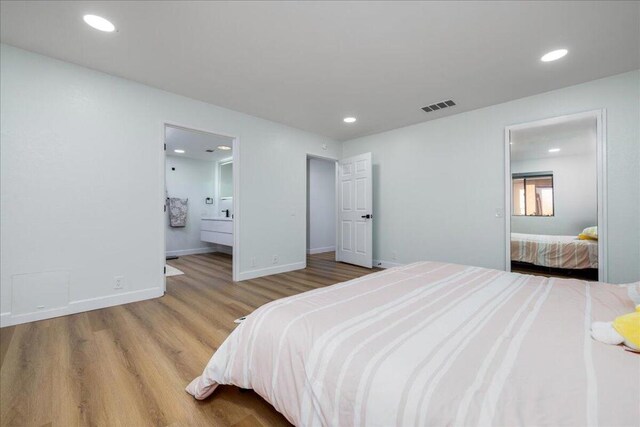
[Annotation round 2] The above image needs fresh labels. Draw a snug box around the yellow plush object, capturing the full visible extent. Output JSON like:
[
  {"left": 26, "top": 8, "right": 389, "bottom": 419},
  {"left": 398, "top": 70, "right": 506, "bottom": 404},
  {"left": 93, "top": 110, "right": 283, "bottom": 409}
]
[
  {"left": 579, "top": 226, "right": 598, "bottom": 240},
  {"left": 578, "top": 233, "right": 597, "bottom": 241},
  {"left": 613, "top": 305, "right": 640, "bottom": 349}
]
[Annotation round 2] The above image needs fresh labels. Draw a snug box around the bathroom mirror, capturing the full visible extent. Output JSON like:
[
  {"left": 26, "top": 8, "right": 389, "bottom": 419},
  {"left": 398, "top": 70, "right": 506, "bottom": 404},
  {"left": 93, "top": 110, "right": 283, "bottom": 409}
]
[{"left": 219, "top": 160, "right": 233, "bottom": 199}]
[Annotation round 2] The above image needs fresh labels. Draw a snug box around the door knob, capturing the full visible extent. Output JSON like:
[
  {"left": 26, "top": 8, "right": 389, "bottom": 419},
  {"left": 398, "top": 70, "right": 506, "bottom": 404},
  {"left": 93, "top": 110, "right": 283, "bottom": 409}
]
[{"left": 361, "top": 214, "right": 372, "bottom": 219}]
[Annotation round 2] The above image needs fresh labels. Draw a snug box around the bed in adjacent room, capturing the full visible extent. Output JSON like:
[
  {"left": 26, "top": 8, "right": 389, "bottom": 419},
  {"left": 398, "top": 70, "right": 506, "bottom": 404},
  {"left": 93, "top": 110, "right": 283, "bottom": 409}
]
[
  {"left": 186, "top": 262, "right": 638, "bottom": 426},
  {"left": 510, "top": 232, "right": 599, "bottom": 281},
  {"left": 510, "top": 232, "right": 598, "bottom": 270}
]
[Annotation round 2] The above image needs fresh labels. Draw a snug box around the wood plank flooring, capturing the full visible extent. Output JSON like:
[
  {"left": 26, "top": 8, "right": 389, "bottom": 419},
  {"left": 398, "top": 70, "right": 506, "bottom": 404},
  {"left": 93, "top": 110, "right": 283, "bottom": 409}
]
[{"left": 0, "top": 252, "right": 378, "bottom": 427}]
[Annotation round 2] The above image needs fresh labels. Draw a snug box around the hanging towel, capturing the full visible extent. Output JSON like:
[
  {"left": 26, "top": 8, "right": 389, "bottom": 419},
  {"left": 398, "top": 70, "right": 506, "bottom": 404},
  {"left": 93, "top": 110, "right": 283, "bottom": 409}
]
[{"left": 168, "top": 197, "right": 188, "bottom": 227}]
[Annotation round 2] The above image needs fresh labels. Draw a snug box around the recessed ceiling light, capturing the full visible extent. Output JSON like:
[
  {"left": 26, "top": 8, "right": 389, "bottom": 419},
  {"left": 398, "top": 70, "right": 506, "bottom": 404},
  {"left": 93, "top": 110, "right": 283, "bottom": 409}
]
[
  {"left": 217, "top": 145, "right": 231, "bottom": 151},
  {"left": 343, "top": 117, "right": 357, "bottom": 123},
  {"left": 174, "top": 149, "right": 185, "bottom": 154},
  {"left": 540, "top": 49, "right": 568, "bottom": 62},
  {"left": 548, "top": 148, "right": 561, "bottom": 153},
  {"left": 83, "top": 14, "right": 115, "bottom": 32}
]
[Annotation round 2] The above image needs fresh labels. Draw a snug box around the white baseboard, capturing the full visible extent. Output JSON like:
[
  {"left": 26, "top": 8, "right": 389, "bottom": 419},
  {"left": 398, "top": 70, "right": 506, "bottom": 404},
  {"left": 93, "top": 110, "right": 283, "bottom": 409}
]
[
  {"left": 373, "top": 259, "right": 404, "bottom": 269},
  {"left": 0, "top": 287, "right": 164, "bottom": 328},
  {"left": 237, "top": 261, "right": 306, "bottom": 281},
  {"left": 215, "top": 244, "right": 233, "bottom": 255},
  {"left": 165, "top": 247, "right": 217, "bottom": 257},
  {"left": 307, "top": 246, "right": 336, "bottom": 255}
]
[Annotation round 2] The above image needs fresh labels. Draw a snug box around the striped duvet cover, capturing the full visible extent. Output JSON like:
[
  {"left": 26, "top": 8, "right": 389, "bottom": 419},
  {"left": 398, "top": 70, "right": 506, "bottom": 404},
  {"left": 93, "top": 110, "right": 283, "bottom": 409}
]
[
  {"left": 187, "top": 262, "right": 638, "bottom": 426},
  {"left": 511, "top": 233, "right": 598, "bottom": 269}
]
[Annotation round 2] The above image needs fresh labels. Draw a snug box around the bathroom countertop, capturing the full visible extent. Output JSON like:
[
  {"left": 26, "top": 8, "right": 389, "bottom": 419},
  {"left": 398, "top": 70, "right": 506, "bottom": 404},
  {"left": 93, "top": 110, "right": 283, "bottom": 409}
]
[{"left": 201, "top": 217, "right": 233, "bottom": 221}]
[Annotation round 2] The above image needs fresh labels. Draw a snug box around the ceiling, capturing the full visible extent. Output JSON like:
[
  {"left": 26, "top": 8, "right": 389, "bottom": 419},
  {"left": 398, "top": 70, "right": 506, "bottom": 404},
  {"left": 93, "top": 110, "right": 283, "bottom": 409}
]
[
  {"left": 1, "top": 1, "right": 638, "bottom": 141},
  {"left": 510, "top": 116, "right": 596, "bottom": 162},
  {"left": 165, "top": 125, "right": 233, "bottom": 162}
]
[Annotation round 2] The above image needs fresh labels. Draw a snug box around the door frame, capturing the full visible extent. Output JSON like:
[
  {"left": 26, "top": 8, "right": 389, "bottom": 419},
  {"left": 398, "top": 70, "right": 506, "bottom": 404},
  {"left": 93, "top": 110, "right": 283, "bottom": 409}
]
[
  {"left": 503, "top": 109, "right": 607, "bottom": 282},
  {"left": 160, "top": 121, "right": 241, "bottom": 290},
  {"left": 304, "top": 154, "right": 339, "bottom": 267}
]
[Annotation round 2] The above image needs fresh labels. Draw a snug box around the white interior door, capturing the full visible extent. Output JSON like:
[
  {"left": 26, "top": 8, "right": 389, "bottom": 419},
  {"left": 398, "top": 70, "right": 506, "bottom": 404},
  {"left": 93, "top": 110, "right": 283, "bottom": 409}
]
[{"left": 337, "top": 152, "right": 373, "bottom": 268}]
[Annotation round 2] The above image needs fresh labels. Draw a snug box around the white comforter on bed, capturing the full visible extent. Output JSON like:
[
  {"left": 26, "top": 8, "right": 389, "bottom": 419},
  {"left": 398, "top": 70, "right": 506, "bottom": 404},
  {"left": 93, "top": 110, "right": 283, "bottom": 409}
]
[{"left": 187, "top": 262, "right": 638, "bottom": 426}]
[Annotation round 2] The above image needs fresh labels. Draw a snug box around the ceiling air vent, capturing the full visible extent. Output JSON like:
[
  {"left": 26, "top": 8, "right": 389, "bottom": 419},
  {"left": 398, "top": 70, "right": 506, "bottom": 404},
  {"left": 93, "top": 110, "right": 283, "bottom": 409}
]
[{"left": 421, "top": 100, "right": 456, "bottom": 113}]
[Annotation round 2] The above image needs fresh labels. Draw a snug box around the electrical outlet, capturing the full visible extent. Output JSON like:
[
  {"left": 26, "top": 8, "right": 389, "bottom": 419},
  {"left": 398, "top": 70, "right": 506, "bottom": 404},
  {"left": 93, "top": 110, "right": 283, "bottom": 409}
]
[
  {"left": 392, "top": 251, "right": 397, "bottom": 261},
  {"left": 272, "top": 255, "right": 279, "bottom": 265},
  {"left": 251, "top": 257, "right": 257, "bottom": 268},
  {"left": 114, "top": 276, "right": 125, "bottom": 290}
]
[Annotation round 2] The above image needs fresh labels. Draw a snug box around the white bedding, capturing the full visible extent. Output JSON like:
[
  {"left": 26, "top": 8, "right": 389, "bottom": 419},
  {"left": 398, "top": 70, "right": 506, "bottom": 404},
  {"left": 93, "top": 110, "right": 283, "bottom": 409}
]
[
  {"left": 187, "top": 262, "right": 638, "bottom": 426},
  {"left": 511, "top": 232, "right": 598, "bottom": 269}
]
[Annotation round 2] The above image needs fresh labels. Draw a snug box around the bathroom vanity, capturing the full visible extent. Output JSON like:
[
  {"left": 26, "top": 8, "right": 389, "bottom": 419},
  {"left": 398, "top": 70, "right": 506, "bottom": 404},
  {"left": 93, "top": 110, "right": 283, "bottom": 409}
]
[{"left": 201, "top": 217, "right": 233, "bottom": 246}]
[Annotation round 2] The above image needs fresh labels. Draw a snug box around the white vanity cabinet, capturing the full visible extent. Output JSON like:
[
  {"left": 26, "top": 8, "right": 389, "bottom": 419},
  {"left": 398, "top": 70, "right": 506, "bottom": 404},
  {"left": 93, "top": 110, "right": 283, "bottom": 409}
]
[{"left": 201, "top": 218, "right": 233, "bottom": 246}]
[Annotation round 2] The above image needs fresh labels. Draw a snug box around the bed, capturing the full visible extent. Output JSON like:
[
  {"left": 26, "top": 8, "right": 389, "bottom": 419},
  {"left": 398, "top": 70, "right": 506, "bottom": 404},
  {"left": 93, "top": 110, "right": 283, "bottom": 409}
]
[
  {"left": 187, "top": 262, "right": 638, "bottom": 426},
  {"left": 511, "top": 232, "right": 598, "bottom": 269}
]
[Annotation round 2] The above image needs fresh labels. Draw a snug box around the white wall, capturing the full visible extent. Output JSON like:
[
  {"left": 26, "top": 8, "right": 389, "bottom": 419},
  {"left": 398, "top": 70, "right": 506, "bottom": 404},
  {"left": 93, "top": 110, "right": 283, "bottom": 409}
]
[
  {"left": 0, "top": 44, "right": 340, "bottom": 325},
  {"left": 342, "top": 70, "right": 640, "bottom": 284},
  {"left": 307, "top": 158, "right": 336, "bottom": 254},
  {"left": 511, "top": 153, "right": 597, "bottom": 236},
  {"left": 165, "top": 155, "right": 217, "bottom": 256}
]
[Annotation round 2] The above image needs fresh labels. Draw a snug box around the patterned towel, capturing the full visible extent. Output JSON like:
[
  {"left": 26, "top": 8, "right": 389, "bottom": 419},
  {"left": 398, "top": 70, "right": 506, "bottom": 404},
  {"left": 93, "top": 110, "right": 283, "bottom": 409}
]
[{"left": 168, "top": 198, "right": 188, "bottom": 227}]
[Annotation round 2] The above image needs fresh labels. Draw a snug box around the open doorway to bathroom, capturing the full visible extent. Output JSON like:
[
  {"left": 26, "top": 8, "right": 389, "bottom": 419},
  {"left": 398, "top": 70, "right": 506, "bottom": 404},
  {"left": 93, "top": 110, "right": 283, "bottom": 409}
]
[
  {"left": 306, "top": 156, "right": 337, "bottom": 262},
  {"left": 163, "top": 124, "right": 238, "bottom": 285}
]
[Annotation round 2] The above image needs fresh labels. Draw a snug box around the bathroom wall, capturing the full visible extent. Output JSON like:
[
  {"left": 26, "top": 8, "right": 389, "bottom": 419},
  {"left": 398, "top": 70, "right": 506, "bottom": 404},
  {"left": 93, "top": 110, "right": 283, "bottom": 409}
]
[{"left": 165, "top": 155, "right": 217, "bottom": 256}]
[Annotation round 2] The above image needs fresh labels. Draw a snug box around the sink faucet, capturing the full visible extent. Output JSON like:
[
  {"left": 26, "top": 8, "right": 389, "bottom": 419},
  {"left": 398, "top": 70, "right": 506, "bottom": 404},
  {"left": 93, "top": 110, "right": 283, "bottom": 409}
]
[{"left": 222, "top": 209, "right": 230, "bottom": 218}]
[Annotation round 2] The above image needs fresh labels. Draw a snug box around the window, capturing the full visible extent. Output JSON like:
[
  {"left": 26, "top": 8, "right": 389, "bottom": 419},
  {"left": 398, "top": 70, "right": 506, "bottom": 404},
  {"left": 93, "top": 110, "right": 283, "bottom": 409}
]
[{"left": 512, "top": 173, "right": 554, "bottom": 216}]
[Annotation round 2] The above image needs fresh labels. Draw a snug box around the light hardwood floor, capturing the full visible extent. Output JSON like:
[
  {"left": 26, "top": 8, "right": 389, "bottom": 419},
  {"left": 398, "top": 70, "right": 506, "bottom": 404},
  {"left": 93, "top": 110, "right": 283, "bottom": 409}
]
[{"left": 0, "top": 252, "right": 379, "bottom": 427}]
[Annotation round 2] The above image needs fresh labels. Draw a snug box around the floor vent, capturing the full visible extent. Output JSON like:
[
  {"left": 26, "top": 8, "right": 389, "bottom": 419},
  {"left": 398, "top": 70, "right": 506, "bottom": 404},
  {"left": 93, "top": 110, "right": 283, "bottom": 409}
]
[{"left": 421, "top": 100, "right": 456, "bottom": 113}]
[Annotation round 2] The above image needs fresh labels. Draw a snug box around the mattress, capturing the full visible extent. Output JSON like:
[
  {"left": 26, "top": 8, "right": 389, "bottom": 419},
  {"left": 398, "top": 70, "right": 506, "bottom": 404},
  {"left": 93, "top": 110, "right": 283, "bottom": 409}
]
[
  {"left": 511, "top": 232, "right": 598, "bottom": 269},
  {"left": 187, "top": 262, "right": 638, "bottom": 426}
]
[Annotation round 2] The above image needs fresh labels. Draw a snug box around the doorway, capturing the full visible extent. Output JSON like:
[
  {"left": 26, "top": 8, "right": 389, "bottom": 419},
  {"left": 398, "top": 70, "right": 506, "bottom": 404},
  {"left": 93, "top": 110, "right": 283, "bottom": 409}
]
[
  {"left": 504, "top": 110, "right": 606, "bottom": 282},
  {"left": 163, "top": 124, "right": 239, "bottom": 288},
  {"left": 305, "top": 152, "right": 374, "bottom": 269},
  {"left": 306, "top": 156, "right": 337, "bottom": 258}
]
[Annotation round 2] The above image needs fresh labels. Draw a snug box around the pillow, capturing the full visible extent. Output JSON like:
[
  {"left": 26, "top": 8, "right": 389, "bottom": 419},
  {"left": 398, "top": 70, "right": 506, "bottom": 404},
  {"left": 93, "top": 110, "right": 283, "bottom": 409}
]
[
  {"left": 625, "top": 282, "right": 640, "bottom": 305},
  {"left": 578, "top": 226, "right": 598, "bottom": 240}
]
